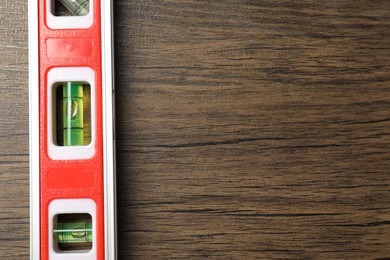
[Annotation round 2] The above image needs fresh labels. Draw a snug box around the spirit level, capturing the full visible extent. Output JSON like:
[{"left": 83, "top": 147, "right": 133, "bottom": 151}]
[{"left": 29, "top": 0, "right": 116, "bottom": 259}]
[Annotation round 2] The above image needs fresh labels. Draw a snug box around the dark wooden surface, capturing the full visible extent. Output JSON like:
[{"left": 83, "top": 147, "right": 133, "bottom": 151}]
[{"left": 1, "top": 0, "right": 390, "bottom": 259}]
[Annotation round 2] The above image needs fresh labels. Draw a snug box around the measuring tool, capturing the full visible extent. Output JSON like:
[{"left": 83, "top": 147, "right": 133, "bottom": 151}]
[{"left": 29, "top": 0, "right": 116, "bottom": 259}]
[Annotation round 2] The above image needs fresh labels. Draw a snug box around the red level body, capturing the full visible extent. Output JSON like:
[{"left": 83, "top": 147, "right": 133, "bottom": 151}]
[{"left": 29, "top": 0, "right": 116, "bottom": 259}]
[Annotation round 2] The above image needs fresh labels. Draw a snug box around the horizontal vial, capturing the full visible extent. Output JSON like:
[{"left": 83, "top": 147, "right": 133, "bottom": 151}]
[
  {"left": 54, "top": 213, "right": 93, "bottom": 252},
  {"left": 55, "top": 221, "right": 92, "bottom": 244}
]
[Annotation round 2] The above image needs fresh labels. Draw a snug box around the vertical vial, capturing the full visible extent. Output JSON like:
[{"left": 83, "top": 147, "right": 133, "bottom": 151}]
[
  {"left": 63, "top": 83, "right": 84, "bottom": 146},
  {"left": 58, "top": 0, "right": 89, "bottom": 16},
  {"left": 55, "top": 221, "right": 92, "bottom": 244}
]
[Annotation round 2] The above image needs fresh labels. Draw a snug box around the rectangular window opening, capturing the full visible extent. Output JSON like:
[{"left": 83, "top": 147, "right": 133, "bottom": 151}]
[
  {"left": 54, "top": 82, "right": 91, "bottom": 147},
  {"left": 54, "top": 213, "right": 93, "bottom": 252},
  {"left": 53, "top": 0, "right": 90, "bottom": 16}
]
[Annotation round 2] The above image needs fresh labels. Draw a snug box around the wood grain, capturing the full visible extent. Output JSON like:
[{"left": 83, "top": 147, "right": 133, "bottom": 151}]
[
  {"left": 0, "top": 0, "right": 30, "bottom": 259},
  {"left": 1, "top": 0, "right": 390, "bottom": 259}
]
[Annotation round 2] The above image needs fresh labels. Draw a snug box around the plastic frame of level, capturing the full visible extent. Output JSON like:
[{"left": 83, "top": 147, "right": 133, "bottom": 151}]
[{"left": 29, "top": 0, "right": 116, "bottom": 259}]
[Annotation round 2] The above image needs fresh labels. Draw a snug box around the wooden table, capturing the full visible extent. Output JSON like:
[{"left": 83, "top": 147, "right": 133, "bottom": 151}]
[{"left": 1, "top": 0, "right": 390, "bottom": 258}]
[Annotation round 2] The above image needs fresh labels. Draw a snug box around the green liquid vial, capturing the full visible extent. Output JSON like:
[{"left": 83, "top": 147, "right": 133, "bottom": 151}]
[
  {"left": 58, "top": 0, "right": 89, "bottom": 16},
  {"left": 55, "top": 221, "right": 92, "bottom": 244},
  {"left": 63, "top": 83, "right": 84, "bottom": 146}
]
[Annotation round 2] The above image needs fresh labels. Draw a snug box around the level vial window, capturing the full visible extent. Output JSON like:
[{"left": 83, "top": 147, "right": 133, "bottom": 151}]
[
  {"left": 54, "top": 82, "right": 91, "bottom": 147},
  {"left": 53, "top": 0, "right": 90, "bottom": 16},
  {"left": 54, "top": 213, "right": 93, "bottom": 252}
]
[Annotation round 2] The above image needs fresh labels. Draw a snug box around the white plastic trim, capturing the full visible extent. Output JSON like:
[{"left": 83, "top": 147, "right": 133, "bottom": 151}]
[
  {"left": 101, "top": 0, "right": 117, "bottom": 258},
  {"left": 29, "top": 0, "right": 41, "bottom": 257},
  {"left": 47, "top": 67, "right": 96, "bottom": 160},
  {"left": 48, "top": 199, "right": 97, "bottom": 260},
  {"left": 46, "top": 0, "right": 94, "bottom": 29}
]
